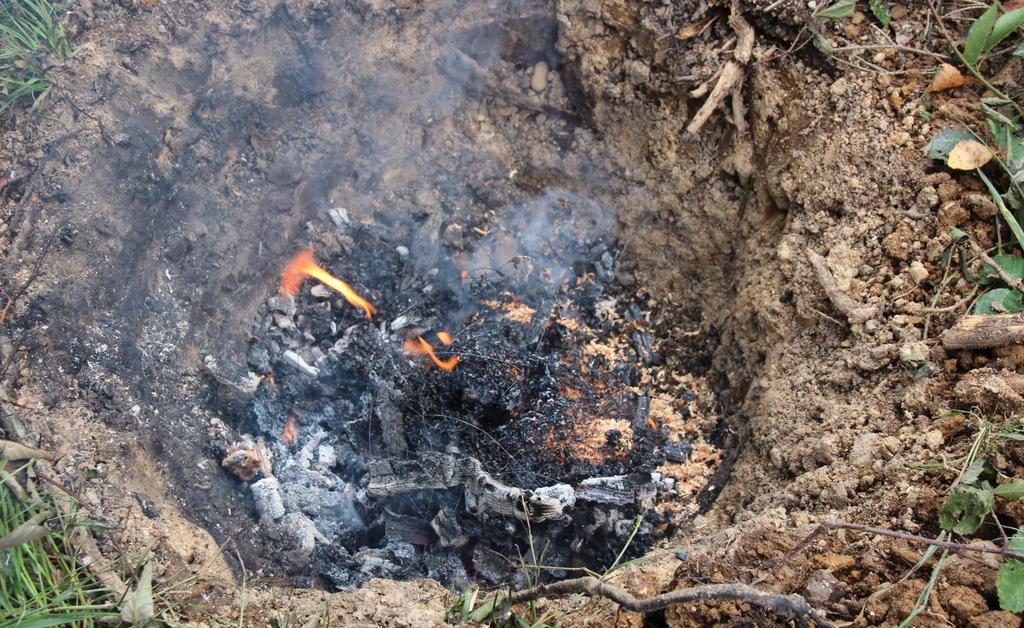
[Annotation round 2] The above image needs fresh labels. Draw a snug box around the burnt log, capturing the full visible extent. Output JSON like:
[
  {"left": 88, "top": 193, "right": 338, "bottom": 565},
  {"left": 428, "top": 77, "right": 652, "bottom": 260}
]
[
  {"left": 374, "top": 380, "right": 409, "bottom": 455},
  {"left": 366, "top": 455, "right": 459, "bottom": 497},
  {"left": 431, "top": 507, "right": 469, "bottom": 548},
  {"left": 459, "top": 458, "right": 566, "bottom": 523},
  {"left": 576, "top": 474, "right": 663, "bottom": 507}
]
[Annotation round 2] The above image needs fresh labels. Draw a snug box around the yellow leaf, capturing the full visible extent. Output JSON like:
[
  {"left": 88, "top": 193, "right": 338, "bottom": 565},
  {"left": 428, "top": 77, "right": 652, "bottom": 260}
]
[
  {"left": 947, "top": 140, "right": 993, "bottom": 170},
  {"left": 927, "top": 63, "right": 965, "bottom": 93}
]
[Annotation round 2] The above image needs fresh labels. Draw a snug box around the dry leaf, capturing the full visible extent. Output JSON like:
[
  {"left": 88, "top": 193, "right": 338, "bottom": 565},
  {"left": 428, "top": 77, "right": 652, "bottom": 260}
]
[
  {"left": 0, "top": 439, "right": 54, "bottom": 461},
  {"left": 676, "top": 17, "right": 714, "bottom": 40},
  {"left": 948, "top": 139, "right": 994, "bottom": 170},
  {"left": 927, "top": 63, "right": 965, "bottom": 93},
  {"left": 1007, "top": 0, "right": 1024, "bottom": 10}
]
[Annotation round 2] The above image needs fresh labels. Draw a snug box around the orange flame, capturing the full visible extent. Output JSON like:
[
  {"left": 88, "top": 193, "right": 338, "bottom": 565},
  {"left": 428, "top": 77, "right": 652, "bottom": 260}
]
[
  {"left": 437, "top": 331, "right": 453, "bottom": 346},
  {"left": 282, "top": 410, "right": 300, "bottom": 444},
  {"left": 404, "top": 335, "right": 459, "bottom": 371},
  {"left": 280, "top": 249, "right": 375, "bottom": 319}
]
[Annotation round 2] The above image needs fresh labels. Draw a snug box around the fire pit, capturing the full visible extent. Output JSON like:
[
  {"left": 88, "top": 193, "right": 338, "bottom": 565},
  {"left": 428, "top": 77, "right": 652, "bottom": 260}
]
[{"left": 207, "top": 191, "right": 721, "bottom": 589}]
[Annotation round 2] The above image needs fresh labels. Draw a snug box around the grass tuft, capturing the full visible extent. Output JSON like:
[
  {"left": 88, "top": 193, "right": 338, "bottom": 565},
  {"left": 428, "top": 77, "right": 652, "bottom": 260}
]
[
  {"left": 0, "top": 0, "right": 72, "bottom": 114},
  {"left": 0, "top": 469, "right": 115, "bottom": 625}
]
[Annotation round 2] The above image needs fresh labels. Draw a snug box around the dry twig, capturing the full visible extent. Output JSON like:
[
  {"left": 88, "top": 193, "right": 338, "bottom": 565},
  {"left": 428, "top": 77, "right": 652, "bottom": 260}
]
[{"left": 501, "top": 576, "right": 834, "bottom": 627}]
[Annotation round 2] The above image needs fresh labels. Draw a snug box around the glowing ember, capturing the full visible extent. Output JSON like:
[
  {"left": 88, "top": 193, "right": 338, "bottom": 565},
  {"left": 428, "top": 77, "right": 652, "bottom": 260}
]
[
  {"left": 280, "top": 248, "right": 375, "bottom": 319},
  {"left": 282, "top": 410, "right": 300, "bottom": 444},
  {"left": 436, "top": 331, "right": 453, "bottom": 346},
  {"left": 404, "top": 335, "right": 459, "bottom": 371}
]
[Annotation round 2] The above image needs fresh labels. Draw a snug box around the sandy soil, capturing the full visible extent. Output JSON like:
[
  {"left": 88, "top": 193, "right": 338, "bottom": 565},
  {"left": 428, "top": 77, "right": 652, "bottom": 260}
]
[{"left": 1, "top": 0, "right": 1022, "bottom": 625}]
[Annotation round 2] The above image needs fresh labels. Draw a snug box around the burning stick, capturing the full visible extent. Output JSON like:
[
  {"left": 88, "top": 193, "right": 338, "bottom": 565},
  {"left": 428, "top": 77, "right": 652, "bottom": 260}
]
[
  {"left": 404, "top": 335, "right": 459, "bottom": 371},
  {"left": 280, "top": 248, "right": 375, "bottom": 319}
]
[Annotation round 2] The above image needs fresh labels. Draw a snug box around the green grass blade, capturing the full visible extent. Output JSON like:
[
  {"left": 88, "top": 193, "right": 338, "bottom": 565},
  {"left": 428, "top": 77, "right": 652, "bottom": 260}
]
[{"left": 964, "top": 2, "right": 999, "bottom": 65}]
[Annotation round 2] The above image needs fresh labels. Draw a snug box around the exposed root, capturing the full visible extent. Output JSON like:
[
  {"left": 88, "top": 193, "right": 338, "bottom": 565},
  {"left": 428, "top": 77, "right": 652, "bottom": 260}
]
[
  {"left": 686, "top": 3, "right": 754, "bottom": 135},
  {"left": 502, "top": 576, "right": 835, "bottom": 628},
  {"left": 807, "top": 249, "right": 879, "bottom": 324}
]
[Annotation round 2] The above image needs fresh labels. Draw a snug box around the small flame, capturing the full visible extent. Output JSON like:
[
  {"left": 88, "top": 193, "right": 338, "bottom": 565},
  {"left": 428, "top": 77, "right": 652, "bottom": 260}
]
[
  {"left": 280, "top": 248, "right": 375, "bottom": 319},
  {"left": 404, "top": 335, "right": 459, "bottom": 371},
  {"left": 282, "top": 410, "right": 300, "bottom": 444},
  {"left": 436, "top": 331, "right": 453, "bottom": 346}
]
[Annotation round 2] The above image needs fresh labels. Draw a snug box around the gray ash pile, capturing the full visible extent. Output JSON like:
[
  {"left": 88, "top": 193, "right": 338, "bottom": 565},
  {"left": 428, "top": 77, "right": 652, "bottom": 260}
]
[{"left": 208, "top": 193, "right": 718, "bottom": 590}]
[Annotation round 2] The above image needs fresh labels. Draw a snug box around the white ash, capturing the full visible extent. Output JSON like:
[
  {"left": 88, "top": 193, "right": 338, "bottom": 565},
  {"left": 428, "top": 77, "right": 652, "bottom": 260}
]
[
  {"left": 281, "top": 350, "right": 319, "bottom": 378},
  {"left": 282, "top": 511, "right": 327, "bottom": 554},
  {"left": 318, "top": 444, "right": 337, "bottom": 468},
  {"left": 535, "top": 483, "right": 576, "bottom": 509},
  {"left": 310, "top": 284, "right": 332, "bottom": 299},
  {"left": 327, "top": 207, "right": 350, "bottom": 229},
  {"left": 251, "top": 477, "right": 285, "bottom": 524}
]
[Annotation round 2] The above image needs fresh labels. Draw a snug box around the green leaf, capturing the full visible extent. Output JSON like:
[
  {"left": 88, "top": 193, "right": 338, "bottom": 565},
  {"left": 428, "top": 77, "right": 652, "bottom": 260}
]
[
  {"left": 1015, "top": 41, "right": 1024, "bottom": 57},
  {"left": 939, "top": 485, "right": 993, "bottom": 534},
  {"left": 986, "top": 8, "right": 1024, "bottom": 53},
  {"left": 974, "top": 288, "right": 1024, "bottom": 314},
  {"left": 120, "top": 562, "right": 155, "bottom": 626},
  {"left": 994, "top": 480, "right": 1024, "bottom": 499},
  {"left": 996, "top": 431, "right": 1024, "bottom": 441},
  {"left": 999, "top": 562, "right": 1024, "bottom": 612},
  {"left": 978, "top": 255, "right": 1024, "bottom": 285},
  {"left": 869, "top": 0, "right": 891, "bottom": 27},
  {"left": 962, "top": 458, "right": 987, "bottom": 485},
  {"left": 815, "top": 0, "right": 856, "bottom": 19},
  {"left": 924, "top": 129, "right": 975, "bottom": 160},
  {"left": 999, "top": 533, "right": 1024, "bottom": 612},
  {"left": 963, "top": 2, "right": 999, "bottom": 66}
]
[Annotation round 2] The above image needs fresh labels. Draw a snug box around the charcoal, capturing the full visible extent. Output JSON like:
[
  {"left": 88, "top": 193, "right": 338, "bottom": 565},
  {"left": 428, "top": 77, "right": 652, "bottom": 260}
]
[
  {"left": 374, "top": 380, "right": 408, "bottom": 455},
  {"left": 385, "top": 514, "right": 432, "bottom": 545},
  {"left": 367, "top": 455, "right": 459, "bottom": 497},
  {"left": 633, "top": 395, "right": 651, "bottom": 431},
  {"left": 664, "top": 441, "right": 692, "bottom": 463},
  {"left": 425, "top": 551, "right": 469, "bottom": 590},
  {"left": 230, "top": 210, "right": 699, "bottom": 591},
  {"left": 430, "top": 507, "right": 468, "bottom": 548},
  {"left": 575, "top": 474, "right": 658, "bottom": 507}
]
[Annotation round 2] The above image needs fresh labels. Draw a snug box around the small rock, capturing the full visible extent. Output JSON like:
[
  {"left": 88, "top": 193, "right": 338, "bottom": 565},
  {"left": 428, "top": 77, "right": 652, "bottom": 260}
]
[
  {"left": 907, "top": 261, "right": 928, "bottom": 284},
  {"left": 802, "top": 569, "right": 844, "bottom": 606},
  {"left": 530, "top": 61, "right": 549, "bottom": 92},
  {"left": 830, "top": 78, "right": 848, "bottom": 96},
  {"left": 268, "top": 295, "right": 296, "bottom": 317},
  {"left": 282, "top": 350, "right": 319, "bottom": 378},
  {"left": 396, "top": 245, "right": 409, "bottom": 258},
  {"left": 890, "top": 3, "right": 908, "bottom": 19},
  {"left": 310, "top": 284, "right": 332, "bottom": 299},
  {"left": 924, "top": 429, "right": 945, "bottom": 450},
  {"left": 915, "top": 186, "right": 939, "bottom": 210},
  {"left": 273, "top": 314, "right": 294, "bottom": 330}
]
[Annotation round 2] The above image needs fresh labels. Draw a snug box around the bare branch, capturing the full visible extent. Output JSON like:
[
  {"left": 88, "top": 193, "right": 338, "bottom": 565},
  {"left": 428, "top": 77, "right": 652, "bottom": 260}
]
[{"left": 500, "top": 576, "right": 834, "bottom": 628}]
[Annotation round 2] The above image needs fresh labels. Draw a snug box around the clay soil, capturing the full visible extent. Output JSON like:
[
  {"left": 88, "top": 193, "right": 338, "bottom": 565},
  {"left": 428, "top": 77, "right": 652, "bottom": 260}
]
[{"left": 1, "top": 0, "right": 1023, "bottom": 625}]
